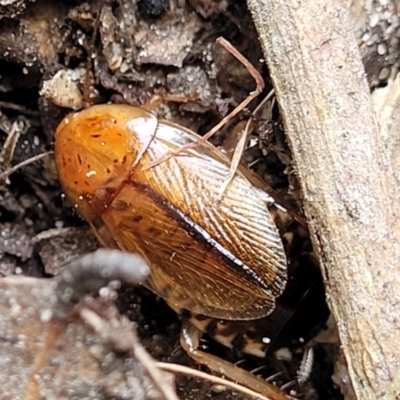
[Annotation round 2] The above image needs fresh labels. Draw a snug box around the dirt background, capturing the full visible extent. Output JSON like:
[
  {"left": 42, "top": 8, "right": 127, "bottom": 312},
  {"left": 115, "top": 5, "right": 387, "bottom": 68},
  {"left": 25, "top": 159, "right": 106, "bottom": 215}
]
[{"left": 0, "top": 0, "right": 399, "bottom": 399}]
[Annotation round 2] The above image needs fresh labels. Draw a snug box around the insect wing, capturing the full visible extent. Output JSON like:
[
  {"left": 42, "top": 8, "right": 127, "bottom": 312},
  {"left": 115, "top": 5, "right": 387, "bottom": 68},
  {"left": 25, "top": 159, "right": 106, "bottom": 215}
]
[{"left": 103, "top": 121, "right": 287, "bottom": 320}]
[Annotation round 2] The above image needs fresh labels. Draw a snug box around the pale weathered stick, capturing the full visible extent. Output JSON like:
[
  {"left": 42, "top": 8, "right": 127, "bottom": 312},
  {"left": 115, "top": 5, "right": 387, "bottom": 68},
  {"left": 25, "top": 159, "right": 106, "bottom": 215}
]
[{"left": 247, "top": 0, "right": 400, "bottom": 399}]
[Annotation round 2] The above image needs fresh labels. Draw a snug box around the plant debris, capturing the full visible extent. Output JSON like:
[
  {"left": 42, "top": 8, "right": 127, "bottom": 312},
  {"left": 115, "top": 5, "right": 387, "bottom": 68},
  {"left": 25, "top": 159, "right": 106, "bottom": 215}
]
[{"left": 1, "top": 0, "right": 399, "bottom": 399}]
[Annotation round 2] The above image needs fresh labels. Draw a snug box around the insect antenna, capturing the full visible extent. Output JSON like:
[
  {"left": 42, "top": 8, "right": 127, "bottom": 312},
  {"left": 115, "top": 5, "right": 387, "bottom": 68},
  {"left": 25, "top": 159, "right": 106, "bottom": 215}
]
[
  {"left": 217, "top": 89, "right": 275, "bottom": 199},
  {"left": 83, "top": 13, "right": 101, "bottom": 108},
  {"left": 0, "top": 151, "right": 54, "bottom": 182},
  {"left": 144, "top": 36, "right": 265, "bottom": 179}
]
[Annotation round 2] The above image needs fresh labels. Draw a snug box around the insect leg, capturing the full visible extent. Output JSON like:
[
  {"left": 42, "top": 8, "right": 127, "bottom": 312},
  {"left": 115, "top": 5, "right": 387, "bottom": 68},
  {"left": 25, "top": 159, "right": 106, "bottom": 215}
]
[
  {"left": 180, "top": 321, "right": 288, "bottom": 400},
  {"left": 217, "top": 89, "right": 275, "bottom": 199}
]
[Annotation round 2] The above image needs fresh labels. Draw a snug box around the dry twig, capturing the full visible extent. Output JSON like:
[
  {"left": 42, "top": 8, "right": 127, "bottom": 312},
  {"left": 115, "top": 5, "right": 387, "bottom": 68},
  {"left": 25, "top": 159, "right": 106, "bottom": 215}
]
[{"left": 247, "top": 0, "right": 400, "bottom": 398}]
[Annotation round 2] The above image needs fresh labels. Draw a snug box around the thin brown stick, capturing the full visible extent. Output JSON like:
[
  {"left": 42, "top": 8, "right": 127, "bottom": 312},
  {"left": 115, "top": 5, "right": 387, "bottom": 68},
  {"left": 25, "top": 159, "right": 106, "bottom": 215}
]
[
  {"left": 247, "top": 0, "right": 400, "bottom": 397},
  {"left": 144, "top": 36, "right": 264, "bottom": 170}
]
